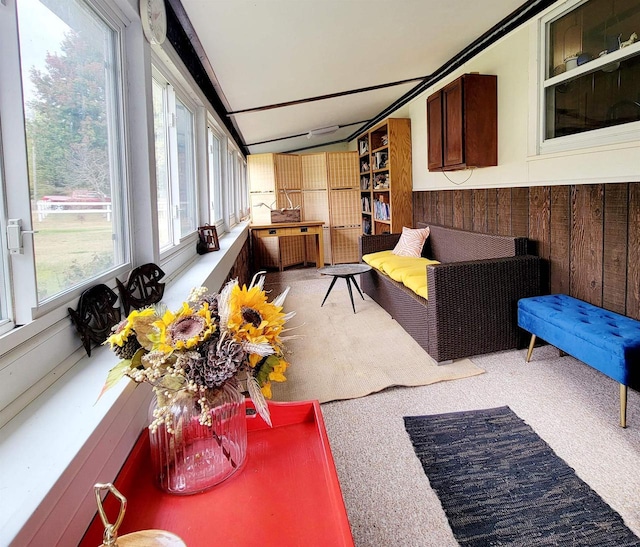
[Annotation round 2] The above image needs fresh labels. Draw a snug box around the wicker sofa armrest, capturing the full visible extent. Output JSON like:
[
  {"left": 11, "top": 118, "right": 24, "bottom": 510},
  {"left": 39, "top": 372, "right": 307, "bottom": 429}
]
[
  {"left": 426, "top": 255, "right": 542, "bottom": 362},
  {"left": 359, "top": 233, "right": 401, "bottom": 257}
]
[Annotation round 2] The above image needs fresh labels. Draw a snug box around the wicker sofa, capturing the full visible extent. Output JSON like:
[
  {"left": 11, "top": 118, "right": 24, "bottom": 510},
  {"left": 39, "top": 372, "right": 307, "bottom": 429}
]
[{"left": 359, "top": 223, "right": 542, "bottom": 363}]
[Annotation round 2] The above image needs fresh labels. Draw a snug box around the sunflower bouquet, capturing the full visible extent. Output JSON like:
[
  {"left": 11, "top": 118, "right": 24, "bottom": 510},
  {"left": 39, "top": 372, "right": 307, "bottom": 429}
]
[{"left": 102, "top": 273, "right": 293, "bottom": 428}]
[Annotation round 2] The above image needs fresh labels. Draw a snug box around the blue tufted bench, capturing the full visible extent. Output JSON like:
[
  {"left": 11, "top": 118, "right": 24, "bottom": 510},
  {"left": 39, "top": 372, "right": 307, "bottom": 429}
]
[{"left": 518, "top": 294, "right": 640, "bottom": 428}]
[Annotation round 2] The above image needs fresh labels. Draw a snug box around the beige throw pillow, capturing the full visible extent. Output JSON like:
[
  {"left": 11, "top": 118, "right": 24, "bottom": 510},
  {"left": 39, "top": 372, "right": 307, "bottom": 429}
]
[{"left": 392, "top": 226, "right": 430, "bottom": 257}]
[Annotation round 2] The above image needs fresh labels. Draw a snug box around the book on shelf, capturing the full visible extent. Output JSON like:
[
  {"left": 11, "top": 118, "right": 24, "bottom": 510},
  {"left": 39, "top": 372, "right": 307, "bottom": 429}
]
[
  {"left": 362, "top": 216, "right": 371, "bottom": 235},
  {"left": 373, "top": 173, "right": 389, "bottom": 189},
  {"left": 374, "top": 151, "right": 388, "bottom": 170},
  {"left": 374, "top": 198, "right": 390, "bottom": 221}
]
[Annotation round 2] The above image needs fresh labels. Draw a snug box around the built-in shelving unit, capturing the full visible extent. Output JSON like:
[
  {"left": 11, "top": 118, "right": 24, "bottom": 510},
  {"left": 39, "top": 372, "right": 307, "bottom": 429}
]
[{"left": 357, "top": 118, "right": 412, "bottom": 235}]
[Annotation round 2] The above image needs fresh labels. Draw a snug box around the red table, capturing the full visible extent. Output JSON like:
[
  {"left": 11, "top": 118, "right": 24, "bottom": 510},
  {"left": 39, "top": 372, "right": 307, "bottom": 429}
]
[{"left": 81, "top": 400, "right": 354, "bottom": 546}]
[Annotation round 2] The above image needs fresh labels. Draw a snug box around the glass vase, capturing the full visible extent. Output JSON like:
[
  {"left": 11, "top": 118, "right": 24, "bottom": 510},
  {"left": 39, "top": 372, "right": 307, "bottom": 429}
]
[{"left": 149, "top": 381, "right": 247, "bottom": 495}]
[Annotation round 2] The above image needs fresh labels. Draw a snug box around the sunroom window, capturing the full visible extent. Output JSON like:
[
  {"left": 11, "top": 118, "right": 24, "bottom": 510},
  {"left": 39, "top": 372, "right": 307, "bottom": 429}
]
[
  {"left": 207, "top": 126, "right": 224, "bottom": 227},
  {"left": 152, "top": 73, "right": 198, "bottom": 251},
  {"left": 0, "top": 144, "right": 10, "bottom": 335},
  {"left": 542, "top": 0, "right": 640, "bottom": 144},
  {"left": 16, "top": 0, "right": 127, "bottom": 303}
]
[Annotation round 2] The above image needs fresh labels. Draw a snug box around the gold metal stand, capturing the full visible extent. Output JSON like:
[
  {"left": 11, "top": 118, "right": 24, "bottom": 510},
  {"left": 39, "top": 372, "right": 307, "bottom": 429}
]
[
  {"left": 620, "top": 384, "right": 628, "bottom": 429},
  {"left": 525, "top": 334, "right": 536, "bottom": 362}
]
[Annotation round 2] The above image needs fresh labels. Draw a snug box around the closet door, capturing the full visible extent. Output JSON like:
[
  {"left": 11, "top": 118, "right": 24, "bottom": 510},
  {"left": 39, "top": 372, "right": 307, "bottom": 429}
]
[
  {"left": 301, "top": 154, "right": 331, "bottom": 264},
  {"left": 274, "top": 154, "right": 305, "bottom": 268}
]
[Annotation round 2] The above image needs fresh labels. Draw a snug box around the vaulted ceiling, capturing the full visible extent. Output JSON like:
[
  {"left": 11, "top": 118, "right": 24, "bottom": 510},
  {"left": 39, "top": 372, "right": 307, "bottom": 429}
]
[{"left": 171, "top": 0, "right": 552, "bottom": 156}]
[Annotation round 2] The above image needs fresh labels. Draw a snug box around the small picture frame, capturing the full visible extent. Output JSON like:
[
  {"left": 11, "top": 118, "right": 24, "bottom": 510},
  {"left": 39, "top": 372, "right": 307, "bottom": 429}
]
[{"left": 197, "top": 224, "right": 220, "bottom": 253}]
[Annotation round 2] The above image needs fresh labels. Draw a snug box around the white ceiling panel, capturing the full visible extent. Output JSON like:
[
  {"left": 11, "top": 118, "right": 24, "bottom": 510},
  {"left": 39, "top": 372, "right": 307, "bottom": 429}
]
[
  {"left": 234, "top": 82, "right": 418, "bottom": 147},
  {"left": 176, "top": 0, "right": 534, "bottom": 155},
  {"left": 247, "top": 125, "right": 366, "bottom": 155}
]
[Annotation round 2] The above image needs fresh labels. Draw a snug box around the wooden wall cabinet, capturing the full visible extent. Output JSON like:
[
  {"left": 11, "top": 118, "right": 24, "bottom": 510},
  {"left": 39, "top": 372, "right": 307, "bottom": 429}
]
[
  {"left": 357, "top": 118, "right": 412, "bottom": 236},
  {"left": 427, "top": 73, "right": 497, "bottom": 171}
]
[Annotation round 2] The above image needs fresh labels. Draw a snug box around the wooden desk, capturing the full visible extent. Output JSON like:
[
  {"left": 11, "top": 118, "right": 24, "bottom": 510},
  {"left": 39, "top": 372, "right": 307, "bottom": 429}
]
[
  {"left": 80, "top": 400, "right": 353, "bottom": 547},
  {"left": 250, "top": 221, "right": 324, "bottom": 270}
]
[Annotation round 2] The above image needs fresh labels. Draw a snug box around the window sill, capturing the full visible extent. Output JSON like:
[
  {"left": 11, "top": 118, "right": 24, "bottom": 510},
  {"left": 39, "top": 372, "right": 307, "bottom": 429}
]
[
  {"left": 0, "top": 222, "right": 249, "bottom": 546},
  {"left": 537, "top": 122, "right": 640, "bottom": 157}
]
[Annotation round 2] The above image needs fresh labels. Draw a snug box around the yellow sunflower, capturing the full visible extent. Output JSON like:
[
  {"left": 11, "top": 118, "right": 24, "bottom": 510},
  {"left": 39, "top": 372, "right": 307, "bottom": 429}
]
[
  {"left": 227, "top": 284, "right": 286, "bottom": 347},
  {"left": 268, "top": 358, "right": 288, "bottom": 383},
  {"left": 261, "top": 381, "right": 273, "bottom": 399},
  {"left": 154, "top": 302, "right": 215, "bottom": 352},
  {"left": 259, "top": 359, "right": 288, "bottom": 399},
  {"left": 106, "top": 307, "right": 156, "bottom": 348}
]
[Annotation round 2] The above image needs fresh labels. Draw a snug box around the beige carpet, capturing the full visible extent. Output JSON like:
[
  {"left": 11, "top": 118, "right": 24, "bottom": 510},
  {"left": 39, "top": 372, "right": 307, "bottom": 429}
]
[{"left": 264, "top": 268, "right": 484, "bottom": 403}]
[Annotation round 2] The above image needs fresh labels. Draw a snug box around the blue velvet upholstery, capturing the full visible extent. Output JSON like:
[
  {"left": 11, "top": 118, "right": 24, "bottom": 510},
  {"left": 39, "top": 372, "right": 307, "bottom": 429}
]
[{"left": 518, "top": 294, "right": 640, "bottom": 389}]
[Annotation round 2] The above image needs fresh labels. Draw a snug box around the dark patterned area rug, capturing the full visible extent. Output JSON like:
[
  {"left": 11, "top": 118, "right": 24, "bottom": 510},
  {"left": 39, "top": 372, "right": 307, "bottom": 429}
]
[{"left": 404, "top": 406, "right": 640, "bottom": 546}]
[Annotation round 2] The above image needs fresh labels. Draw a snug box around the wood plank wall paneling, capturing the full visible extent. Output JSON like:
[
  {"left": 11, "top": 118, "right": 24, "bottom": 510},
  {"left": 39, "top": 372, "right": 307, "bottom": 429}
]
[
  {"left": 603, "top": 184, "right": 628, "bottom": 314},
  {"left": 570, "top": 184, "right": 603, "bottom": 306},
  {"left": 413, "top": 182, "right": 640, "bottom": 319},
  {"left": 627, "top": 184, "right": 640, "bottom": 320},
  {"left": 496, "top": 188, "right": 512, "bottom": 236},
  {"left": 463, "top": 191, "right": 473, "bottom": 230},
  {"left": 453, "top": 190, "right": 464, "bottom": 228},
  {"left": 436, "top": 191, "right": 446, "bottom": 225},
  {"left": 228, "top": 236, "right": 251, "bottom": 288},
  {"left": 413, "top": 192, "right": 427, "bottom": 227},
  {"left": 473, "top": 189, "right": 487, "bottom": 232},
  {"left": 510, "top": 188, "right": 529, "bottom": 237},
  {"left": 528, "top": 186, "right": 550, "bottom": 260},
  {"left": 549, "top": 186, "right": 570, "bottom": 295},
  {"left": 430, "top": 192, "right": 438, "bottom": 223},
  {"left": 443, "top": 190, "right": 453, "bottom": 226},
  {"left": 529, "top": 186, "right": 551, "bottom": 290},
  {"left": 486, "top": 189, "right": 498, "bottom": 234}
]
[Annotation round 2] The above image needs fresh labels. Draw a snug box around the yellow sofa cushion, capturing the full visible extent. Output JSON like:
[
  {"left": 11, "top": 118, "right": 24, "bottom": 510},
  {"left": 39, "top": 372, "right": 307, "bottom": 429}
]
[
  {"left": 362, "top": 251, "right": 439, "bottom": 299},
  {"left": 403, "top": 273, "right": 429, "bottom": 299},
  {"left": 362, "top": 250, "right": 394, "bottom": 270}
]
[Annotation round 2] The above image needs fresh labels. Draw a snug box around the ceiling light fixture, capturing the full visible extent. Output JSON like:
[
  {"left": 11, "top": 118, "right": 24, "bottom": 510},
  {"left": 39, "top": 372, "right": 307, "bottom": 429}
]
[{"left": 307, "top": 125, "right": 340, "bottom": 139}]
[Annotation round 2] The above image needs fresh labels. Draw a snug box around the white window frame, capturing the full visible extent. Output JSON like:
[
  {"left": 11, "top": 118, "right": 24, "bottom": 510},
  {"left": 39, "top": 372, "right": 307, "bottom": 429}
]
[
  {"left": 239, "top": 158, "right": 248, "bottom": 221},
  {"left": 536, "top": 0, "right": 640, "bottom": 156},
  {"left": 207, "top": 123, "right": 224, "bottom": 230},
  {"left": 0, "top": 6, "right": 253, "bottom": 543},
  {"left": 0, "top": 0, "right": 136, "bottom": 422},
  {"left": 0, "top": 0, "right": 251, "bottom": 427},
  {"left": 0, "top": 127, "right": 13, "bottom": 336},
  {"left": 151, "top": 63, "right": 200, "bottom": 258},
  {"left": 227, "top": 146, "right": 238, "bottom": 227},
  {"left": 223, "top": 144, "right": 247, "bottom": 228},
  {"left": 0, "top": 0, "right": 132, "bottom": 326}
]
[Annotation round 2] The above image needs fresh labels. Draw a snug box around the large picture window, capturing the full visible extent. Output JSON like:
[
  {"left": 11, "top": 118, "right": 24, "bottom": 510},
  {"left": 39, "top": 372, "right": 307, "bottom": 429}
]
[
  {"left": 0, "top": 0, "right": 249, "bottom": 442},
  {"left": 16, "top": 0, "right": 127, "bottom": 302},
  {"left": 0, "top": 0, "right": 248, "bottom": 381},
  {"left": 542, "top": 0, "right": 640, "bottom": 146}
]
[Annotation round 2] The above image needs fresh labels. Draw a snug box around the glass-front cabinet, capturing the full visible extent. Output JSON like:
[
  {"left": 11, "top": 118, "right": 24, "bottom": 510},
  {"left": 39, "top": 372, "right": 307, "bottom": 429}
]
[{"left": 543, "top": 0, "right": 640, "bottom": 141}]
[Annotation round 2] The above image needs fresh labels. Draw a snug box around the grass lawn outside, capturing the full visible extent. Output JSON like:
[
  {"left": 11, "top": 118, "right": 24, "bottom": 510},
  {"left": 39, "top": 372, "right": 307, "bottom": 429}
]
[{"left": 32, "top": 211, "right": 116, "bottom": 301}]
